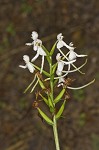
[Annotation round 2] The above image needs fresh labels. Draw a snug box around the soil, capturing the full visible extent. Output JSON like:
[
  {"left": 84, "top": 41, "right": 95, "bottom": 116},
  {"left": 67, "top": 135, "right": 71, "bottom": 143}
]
[{"left": 0, "top": 0, "right": 99, "bottom": 150}]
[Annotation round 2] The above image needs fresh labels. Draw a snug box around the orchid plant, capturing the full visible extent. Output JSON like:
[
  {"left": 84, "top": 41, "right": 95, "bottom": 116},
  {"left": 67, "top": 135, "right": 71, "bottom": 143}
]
[{"left": 19, "top": 31, "right": 95, "bottom": 150}]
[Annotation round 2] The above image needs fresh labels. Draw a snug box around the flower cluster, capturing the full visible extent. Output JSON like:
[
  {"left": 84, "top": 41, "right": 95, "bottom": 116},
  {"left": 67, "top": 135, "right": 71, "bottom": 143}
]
[
  {"left": 19, "top": 31, "right": 46, "bottom": 74},
  {"left": 19, "top": 31, "right": 94, "bottom": 91}
]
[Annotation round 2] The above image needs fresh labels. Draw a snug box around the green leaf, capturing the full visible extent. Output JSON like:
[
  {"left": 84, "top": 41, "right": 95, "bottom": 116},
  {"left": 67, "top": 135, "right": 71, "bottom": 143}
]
[
  {"left": 39, "top": 93, "right": 48, "bottom": 105},
  {"left": 54, "top": 88, "right": 66, "bottom": 104},
  {"left": 37, "top": 108, "right": 53, "bottom": 125},
  {"left": 42, "top": 45, "right": 50, "bottom": 56},
  {"left": 38, "top": 78, "right": 46, "bottom": 89},
  {"left": 46, "top": 55, "right": 51, "bottom": 64},
  {"left": 50, "top": 42, "right": 57, "bottom": 55},
  {"left": 50, "top": 106, "right": 55, "bottom": 113},
  {"left": 56, "top": 100, "right": 66, "bottom": 120},
  {"left": 54, "top": 79, "right": 58, "bottom": 86},
  {"left": 41, "top": 45, "right": 51, "bottom": 64},
  {"left": 48, "top": 95, "right": 54, "bottom": 108},
  {"left": 52, "top": 63, "right": 57, "bottom": 74}
]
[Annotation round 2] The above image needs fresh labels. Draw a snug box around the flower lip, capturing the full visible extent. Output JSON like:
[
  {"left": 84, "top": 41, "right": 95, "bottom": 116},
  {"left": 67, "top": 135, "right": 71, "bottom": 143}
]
[
  {"left": 56, "top": 53, "right": 61, "bottom": 61},
  {"left": 33, "top": 39, "right": 42, "bottom": 51},
  {"left": 36, "top": 39, "right": 42, "bottom": 46}
]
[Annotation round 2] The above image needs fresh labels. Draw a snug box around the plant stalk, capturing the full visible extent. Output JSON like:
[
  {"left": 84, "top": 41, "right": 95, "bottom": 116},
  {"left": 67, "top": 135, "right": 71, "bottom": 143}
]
[
  {"left": 53, "top": 115, "right": 60, "bottom": 150},
  {"left": 49, "top": 57, "right": 60, "bottom": 150}
]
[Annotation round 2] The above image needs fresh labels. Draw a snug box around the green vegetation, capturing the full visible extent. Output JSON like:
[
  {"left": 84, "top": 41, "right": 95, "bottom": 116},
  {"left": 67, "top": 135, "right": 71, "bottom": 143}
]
[
  {"left": 19, "top": 98, "right": 28, "bottom": 109},
  {"left": 3, "top": 36, "right": 9, "bottom": 46},
  {"left": 91, "top": 134, "right": 99, "bottom": 150},
  {"left": 6, "top": 23, "right": 16, "bottom": 36},
  {"left": 0, "top": 101, "right": 6, "bottom": 109},
  {"left": 78, "top": 112, "right": 86, "bottom": 127},
  {"left": 73, "top": 89, "right": 85, "bottom": 101},
  {"left": 21, "top": 2, "right": 32, "bottom": 14},
  {"left": 95, "top": 72, "right": 99, "bottom": 80}
]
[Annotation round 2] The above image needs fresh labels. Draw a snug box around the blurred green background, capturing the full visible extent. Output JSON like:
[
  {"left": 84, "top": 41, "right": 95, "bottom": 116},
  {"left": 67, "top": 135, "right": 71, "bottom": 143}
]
[{"left": 0, "top": 0, "right": 99, "bottom": 150}]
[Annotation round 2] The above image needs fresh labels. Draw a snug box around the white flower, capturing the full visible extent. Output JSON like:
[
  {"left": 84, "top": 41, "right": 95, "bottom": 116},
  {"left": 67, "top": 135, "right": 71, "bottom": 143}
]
[
  {"left": 68, "top": 48, "right": 87, "bottom": 61},
  {"left": 25, "top": 31, "right": 46, "bottom": 73},
  {"left": 19, "top": 55, "right": 35, "bottom": 73},
  {"left": 57, "top": 33, "right": 87, "bottom": 61},
  {"left": 32, "top": 39, "right": 46, "bottom": 56},
  {"left": 56, "top": 53, "right": 64, "bottom": 76},
  {"left": 31, "top": 39, "right": 46, "bottom": 73},
  {"left": 57, "top": 34, "right": 87, "bottom": 74},
  {"left": 57, "top": 33, "right": 74, "bottom": 50},
  {"left": 56, "top": 53, "right": 76, "bottom": 75},
  {"left": 56, "top": 53, "right": 76, "bottom": 86},
  {"left": 56, "top": 50, "right": 87, "bottom": 78},
  {"left": 55, "top": 52, "right": 94, "bottom": 89},
  {"left": 25, "top": 31, "right": 38, "bottom": 47}
]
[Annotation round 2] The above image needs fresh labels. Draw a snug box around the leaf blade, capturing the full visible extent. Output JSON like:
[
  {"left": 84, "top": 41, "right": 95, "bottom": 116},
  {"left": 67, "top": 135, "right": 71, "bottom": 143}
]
[
  {"left": 42, "top": 45, "right": 51, "bottom": 64},
  {"left": 56, "top": 100, "right": 66, "bottom": 120},
  {"left": 54, "top": 88, "right": 66, "bottom": 104},
  {"left": 37, "top": 108, "right": 53, "bottom": 125},
  {"left": 39, "top": 93, "right": 48, "bottom": 105},
  {"left": 38, "top": 78, "right": 46, "bottom": 90},
  {"left": 50, "top": 42, "right": 57, "bottom": 55},
  {"left": 52, "top": 63, "right": 57, "bottom": 74}
]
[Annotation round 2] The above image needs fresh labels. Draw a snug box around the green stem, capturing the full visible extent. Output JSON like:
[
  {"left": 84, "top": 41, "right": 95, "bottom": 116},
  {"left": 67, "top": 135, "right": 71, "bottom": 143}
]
[
  {"left": 49, "top": 57, "right": 60, "bottom": 150},
  {"left": 53, "top": 115, "right": 60, "bottom": 150}
]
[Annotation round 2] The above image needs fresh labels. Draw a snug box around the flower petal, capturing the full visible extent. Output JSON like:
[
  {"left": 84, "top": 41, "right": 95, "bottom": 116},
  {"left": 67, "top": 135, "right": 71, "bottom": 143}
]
[
  {"left": 38, "top": 47, "right": 46, "bottom": 56},
  {"left": 31, "top": 31, "right": 38, "bottom": 40},
  {"left": 27, "top": 63, "right": 35, "bottom": 73},
  {"left": 57, "top": 41, "right": 64, "bottom": 49},
  {"left": 19, "top": 65, "right": 27, "bottom": 69},
  {"left": 57, "top": 61, "right": 64, "bottom": 72}
]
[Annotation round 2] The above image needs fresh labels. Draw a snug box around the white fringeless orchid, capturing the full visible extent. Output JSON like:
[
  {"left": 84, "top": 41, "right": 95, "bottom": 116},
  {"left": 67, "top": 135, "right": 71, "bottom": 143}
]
[
  {"left": 56, "top": 53, "right": 76, "bottom": 87},
  {"left": 67, "top": 43, "right": 87, "bottom": 61},
  {"left": 25, "top": 31, "right": 38, "bottom": 47},
  {"left": 26, "top": 31, "right": 46, "bottom": 73},
  {"left": 57, "top": 33, "right": 75, "bottom": 50},
  {"left": 19, "top": 55, "right": 35, "bottom": 73},
  {"left": 55, "top": 52, "right": 94, "bottom": 89},
  {"left": 57, "top": 33, "right": 87, "bottom": 74}
]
